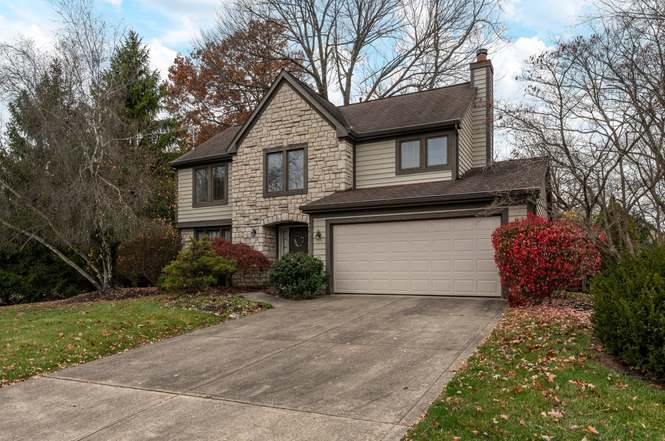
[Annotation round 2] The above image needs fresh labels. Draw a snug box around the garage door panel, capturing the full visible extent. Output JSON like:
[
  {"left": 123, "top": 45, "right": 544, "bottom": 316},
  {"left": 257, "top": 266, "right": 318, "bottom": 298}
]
[{"left": 333, "top": 216, "right": 501, "bottom": 297}]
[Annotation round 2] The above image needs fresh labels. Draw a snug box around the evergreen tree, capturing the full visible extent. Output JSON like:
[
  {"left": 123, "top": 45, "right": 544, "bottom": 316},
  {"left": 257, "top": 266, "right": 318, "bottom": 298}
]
[{"left": 102, "top": 30, "right": 179, "bottom": 222}]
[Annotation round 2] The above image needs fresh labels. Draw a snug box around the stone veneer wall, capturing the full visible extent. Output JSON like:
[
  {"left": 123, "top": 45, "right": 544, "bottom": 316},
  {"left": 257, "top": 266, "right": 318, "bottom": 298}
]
[{"left": 231, "top": 82, "right": 353, "bottom": 259}]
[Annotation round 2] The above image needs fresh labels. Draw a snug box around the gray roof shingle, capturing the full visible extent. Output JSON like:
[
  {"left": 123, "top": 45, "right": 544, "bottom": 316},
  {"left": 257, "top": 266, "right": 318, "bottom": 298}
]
[
  {"left": 339, "top": 83, "right": 476, "bottom": 136},
  {"left": 300, "top": 158, "right": 549, "bottom": 212},
  {"left": 171, "top": 75, "right": 477, "bottom": 167},
  {"left": 170, "top": 125, "right": 241, "bottom": 167}
]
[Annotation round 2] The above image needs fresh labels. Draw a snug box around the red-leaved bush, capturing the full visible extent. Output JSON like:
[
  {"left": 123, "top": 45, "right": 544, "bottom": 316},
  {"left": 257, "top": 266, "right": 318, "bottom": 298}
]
[
  {"left": 211, "top": 238, "right": 271, "bottom": 274},
  {"left": 492, "top": 214, "right": 602, "bottom": 306}
]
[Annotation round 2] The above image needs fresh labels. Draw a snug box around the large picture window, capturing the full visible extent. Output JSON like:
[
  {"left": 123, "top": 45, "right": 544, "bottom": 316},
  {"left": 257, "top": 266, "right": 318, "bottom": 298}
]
[
  {"left": 397, "top": 132, "right": 451, "bottom": 174},
  {"left": 264, "top": 144, "right": 308, "bottom": 197},
  {"left": 193, "top": 163, "right": 228, "bottom": 207}
]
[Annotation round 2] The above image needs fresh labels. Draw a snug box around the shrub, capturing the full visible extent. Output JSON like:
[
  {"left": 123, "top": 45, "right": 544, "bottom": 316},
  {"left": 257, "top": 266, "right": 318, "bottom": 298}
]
[
  {"left": 0, "top": 246, "right": 90, "bottom": 305},
  {"left": 115, "top": 222, "right": 181, "bottom": 287},
  {"left": 160, "top": 238, "right": 236, "bottom": 292},
  {"left": 591, "top": 246, "right": 665, "bottom": 378},
  {"left": 270, "top": 253, "right": 326, "bottom": 299},
  {"left": 492, "top": 213, "right": 602, "bottom": 305},
  {"left": 211, "top": 238, "right": 271, "bottom": 275}
]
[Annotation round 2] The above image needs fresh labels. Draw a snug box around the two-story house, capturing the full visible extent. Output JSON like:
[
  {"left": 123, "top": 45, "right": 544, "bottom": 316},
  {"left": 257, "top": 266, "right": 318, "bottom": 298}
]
[{"left": 171, "top": 50, "right": 550, "bottom": 297}]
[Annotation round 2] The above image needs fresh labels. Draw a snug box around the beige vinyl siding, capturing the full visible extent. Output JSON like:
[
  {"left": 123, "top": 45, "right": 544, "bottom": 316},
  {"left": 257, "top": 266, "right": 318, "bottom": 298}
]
[
  {"left": 458, "top": 105, "right": 474, "bottom": 175},
  {"left": 471, "top": 67, "right": 489, "bottom": 168},
  {"left": 508, "top": 205, "right": 528, "bottom": 221},
  {"left": 355, "top": 139, "right": 453, "bottom": 188},
  {"left": 312, "top": 217, "right": 327, "bottom": 264},
  {"left": 177, "top": 166, "right": 232, "bottom": 223}
]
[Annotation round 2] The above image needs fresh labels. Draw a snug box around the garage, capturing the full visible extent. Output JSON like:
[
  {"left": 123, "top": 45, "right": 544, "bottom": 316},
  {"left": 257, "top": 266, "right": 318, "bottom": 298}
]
[{"left": 332, "top": 216, "right": 501, "bottom": 296}]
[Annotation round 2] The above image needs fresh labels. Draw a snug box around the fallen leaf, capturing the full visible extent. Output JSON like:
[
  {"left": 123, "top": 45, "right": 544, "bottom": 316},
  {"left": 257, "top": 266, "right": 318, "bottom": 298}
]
[{"left": 584, "top": 426, "right": 599, "bottom": 435}]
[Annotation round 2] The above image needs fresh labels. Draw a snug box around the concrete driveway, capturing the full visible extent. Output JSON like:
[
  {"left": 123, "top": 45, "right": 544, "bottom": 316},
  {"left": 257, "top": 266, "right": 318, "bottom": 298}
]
[{"left": 1, "top": 294, "right": 504, "bottom": 441}]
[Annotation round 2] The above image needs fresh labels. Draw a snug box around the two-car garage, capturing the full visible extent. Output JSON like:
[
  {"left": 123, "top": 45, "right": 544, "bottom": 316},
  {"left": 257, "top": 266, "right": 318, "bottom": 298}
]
[{"left": 331, "top": 215, "right": 502, "bottom": 297}]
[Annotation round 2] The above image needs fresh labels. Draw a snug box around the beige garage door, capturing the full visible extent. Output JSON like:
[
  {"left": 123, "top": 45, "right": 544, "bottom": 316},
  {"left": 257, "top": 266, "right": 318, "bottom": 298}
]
[{"left": 332, "top": 216, "right": 501, "bottom": 296}]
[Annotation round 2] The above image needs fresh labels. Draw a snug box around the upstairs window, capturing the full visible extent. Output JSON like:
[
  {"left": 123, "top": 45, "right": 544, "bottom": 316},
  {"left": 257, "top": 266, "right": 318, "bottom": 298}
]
[
  {"left": 193, "top": 163, "right": 228, "bottom": 207},
  {"left": 265, "top": 144, "right": 308, "bottom": 197},
  {"left": 397, "top": 133, "right": 451, "bottom": 174}
]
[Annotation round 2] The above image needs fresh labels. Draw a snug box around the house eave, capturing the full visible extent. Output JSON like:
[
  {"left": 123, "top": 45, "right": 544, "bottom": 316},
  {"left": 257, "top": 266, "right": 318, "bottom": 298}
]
[
  {"left": 300, "top": 188, "right": 540, "bottom": 214},
  {"left": 170, "top": 153, "right": 234, "bottom": 169},
  {"left": 349, "top": 119, "right": 460, "bottom": 142}
]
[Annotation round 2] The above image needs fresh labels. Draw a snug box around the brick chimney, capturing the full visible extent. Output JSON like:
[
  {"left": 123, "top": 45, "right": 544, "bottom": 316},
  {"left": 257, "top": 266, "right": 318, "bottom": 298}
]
[{"left": 470, "top": 48, "right": 494, "bottom": 166}]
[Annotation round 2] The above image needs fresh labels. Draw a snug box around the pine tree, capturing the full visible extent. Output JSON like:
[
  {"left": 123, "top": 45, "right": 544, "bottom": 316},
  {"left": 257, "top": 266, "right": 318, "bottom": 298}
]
[{"left": 102, "top": 30, "right": 179, "bottom": 222}]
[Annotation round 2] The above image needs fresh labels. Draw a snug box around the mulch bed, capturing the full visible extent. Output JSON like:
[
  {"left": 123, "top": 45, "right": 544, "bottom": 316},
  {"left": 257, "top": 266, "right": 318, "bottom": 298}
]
[
  {"left": 60, "top": 286, "right": 262, "bottom": 305},
  {"left": 60, "top": 287, "right": 161, "bottom": 304}
]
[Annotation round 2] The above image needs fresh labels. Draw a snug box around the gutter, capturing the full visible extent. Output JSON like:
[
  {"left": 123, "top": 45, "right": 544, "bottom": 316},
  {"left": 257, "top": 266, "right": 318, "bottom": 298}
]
[
  {"left": 300, "top": 188, "right": 540, "bottom": 214},
  {"left": 169, "top": 152, "right": 234, "bottom": 169}
]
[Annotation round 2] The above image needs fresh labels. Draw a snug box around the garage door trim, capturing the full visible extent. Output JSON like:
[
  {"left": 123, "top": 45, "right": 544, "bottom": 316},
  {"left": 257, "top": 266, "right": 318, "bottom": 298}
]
[{"left": 324, "top": 207, "right": 508, "bottom": 298}]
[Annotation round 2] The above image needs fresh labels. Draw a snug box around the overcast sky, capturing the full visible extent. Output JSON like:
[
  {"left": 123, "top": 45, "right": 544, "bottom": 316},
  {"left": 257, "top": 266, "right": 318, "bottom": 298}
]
[{"left": 0, "top": 0, "right": 595, "bottom": 155}]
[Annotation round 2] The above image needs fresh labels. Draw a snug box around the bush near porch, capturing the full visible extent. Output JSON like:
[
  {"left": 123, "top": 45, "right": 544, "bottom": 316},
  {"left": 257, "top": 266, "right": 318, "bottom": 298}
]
[
  {"left": 592, "top": 245, "right": 665, "bottom": 379},
  {"left": 492, "top": 214, "right": 602, "bottom": 306},
  {"left": 270, "top": 253, "right": 326, "bottom": 299},
  {"left": 212, "top": 238, "right": 271, "bottom": 288},
  {"left": 160, "top": 238, "right": 236, "bottom": 292}
]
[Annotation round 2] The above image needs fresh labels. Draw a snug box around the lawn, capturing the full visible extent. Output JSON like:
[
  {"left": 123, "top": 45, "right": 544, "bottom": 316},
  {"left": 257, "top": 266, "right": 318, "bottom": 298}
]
[
  {"left": 406, "top": 303, "right": 665, "bottom": 440},
  {"left": 0, "top": 294, "right": 270, "bottom": 386}
]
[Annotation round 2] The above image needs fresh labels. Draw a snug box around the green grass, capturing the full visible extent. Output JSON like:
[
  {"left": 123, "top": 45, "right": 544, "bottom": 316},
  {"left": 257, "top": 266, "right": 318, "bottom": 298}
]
[
  {"left": 406, "top": 306, "right": 665, "bottom": 440},
  {"left": 0, "top": 295, "right": 268, "bottom": 386}
]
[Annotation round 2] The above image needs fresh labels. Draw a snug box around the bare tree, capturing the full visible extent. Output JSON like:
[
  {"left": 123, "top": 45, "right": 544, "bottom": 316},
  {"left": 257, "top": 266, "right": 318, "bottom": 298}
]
[
  {"left": 211, "top": 0, "right": 503, "bottom": 104},
  {"left": 500, "top": 0, "right": 665, "bottom": 258},
  {"left": 0, "top": 0, "right": 160, "bottom": 290}
]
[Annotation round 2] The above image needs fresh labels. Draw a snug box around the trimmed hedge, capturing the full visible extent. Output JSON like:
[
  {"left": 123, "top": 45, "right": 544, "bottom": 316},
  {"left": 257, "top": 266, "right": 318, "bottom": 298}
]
[
  {"left": 591, "top": 246, "right": 665, "bottom": 378},
  {"left": 270, "top": 253, "right": 326, "bottom": 300}
]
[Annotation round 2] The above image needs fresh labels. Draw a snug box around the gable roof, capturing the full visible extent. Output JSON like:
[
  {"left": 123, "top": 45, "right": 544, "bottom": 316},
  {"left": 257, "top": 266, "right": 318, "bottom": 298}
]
[
  {"left": 339, "top": 83, "right": 476, "bottom": 138},
  {"left": 171, "top": 70, "right": 477, "bottom": 168},
  {"left": 170, "top": 125, "right": 241, "bottom": 168},
  {"left": 300, "top": 158, "right": 549, "bottom": 213}
]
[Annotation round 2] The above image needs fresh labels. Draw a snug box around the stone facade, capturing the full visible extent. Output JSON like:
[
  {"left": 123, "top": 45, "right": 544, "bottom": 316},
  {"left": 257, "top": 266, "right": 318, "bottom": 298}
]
[{"left": 230, "top": 82, "right": 353, "bottom": 259}]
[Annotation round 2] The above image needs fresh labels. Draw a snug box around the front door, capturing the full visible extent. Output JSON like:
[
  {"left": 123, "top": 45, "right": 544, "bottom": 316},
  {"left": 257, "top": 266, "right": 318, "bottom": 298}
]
[{"left": 288, "top": 226, "right": 309, "bottom": 254}]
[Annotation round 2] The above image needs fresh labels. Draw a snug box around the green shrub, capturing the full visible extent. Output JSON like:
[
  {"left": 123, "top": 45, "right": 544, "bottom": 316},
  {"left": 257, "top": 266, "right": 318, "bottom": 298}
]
[
  {"left": 160, "top": 238, "right": 236, "bottom": 292},
  {"left": 0, "top": 246, "right": 90, "bottom": 305},
  {"left": 591, "top": 245, "right": 665, "bottom": 378},
  {"left": 269, "top": 253, "right": 326, "bottom": 299}
]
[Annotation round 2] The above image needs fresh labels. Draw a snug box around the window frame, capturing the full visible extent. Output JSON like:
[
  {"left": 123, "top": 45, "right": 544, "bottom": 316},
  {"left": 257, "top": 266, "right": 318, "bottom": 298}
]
[
  {"left": 263, "top": 143, "right": 308, "bottom": 198},
  {"left": 396, "top": 131, "right": 453, "bottom": 175},
  {"left": 194, "top": 226, "right": 232, "bottom": 241},
  {"left": 192, "top": 163, "right": 229, "bottom": 208}
]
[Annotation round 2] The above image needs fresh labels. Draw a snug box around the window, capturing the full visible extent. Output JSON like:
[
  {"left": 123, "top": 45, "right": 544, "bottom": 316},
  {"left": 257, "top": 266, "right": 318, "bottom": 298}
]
[
  {"left": 397, "top": 132, "right": 451, "bottom": 174},
  {"left": 266, "top": 152, "right": 284, "bottom": 193},
  {"left": 195, "top": 226, "right": 232, "bottom": 241},
  {"left": 426, "top": 136, "right": 448, "bottom": 166},
  {"left": 264, "top": 144, "right": 308, "bottom": 196},
  {"left": 193, "top": 163, "right": 228, "bottom": 207},
  {"left": 400, "top": 140, "right": 420, "bottom": 169}
]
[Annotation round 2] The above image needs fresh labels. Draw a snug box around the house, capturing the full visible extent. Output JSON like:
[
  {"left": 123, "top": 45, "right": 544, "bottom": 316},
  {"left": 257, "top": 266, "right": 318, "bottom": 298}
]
[{"left": 171, "top": 49, "right": 550, "bottom": 297}]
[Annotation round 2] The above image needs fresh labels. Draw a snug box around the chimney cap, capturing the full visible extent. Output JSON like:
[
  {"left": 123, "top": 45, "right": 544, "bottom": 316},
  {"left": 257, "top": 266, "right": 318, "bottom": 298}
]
[{"left": 476, "top": 48, "right": 488, "bottom": 61}]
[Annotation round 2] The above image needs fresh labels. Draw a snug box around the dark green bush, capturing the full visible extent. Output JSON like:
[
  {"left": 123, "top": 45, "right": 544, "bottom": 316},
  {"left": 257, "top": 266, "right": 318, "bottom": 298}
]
[
  {"left": 270, "top": 253, "right": 326, "bottom": 299},
  {"left": 591, "top": 245, "right": 665, "bottom": 378},
  {"left": 0, "top": 246, "right": 90, "bottom": 305},
  {"left": 160, "top": 238, "right": 236, "bottom": 292}
]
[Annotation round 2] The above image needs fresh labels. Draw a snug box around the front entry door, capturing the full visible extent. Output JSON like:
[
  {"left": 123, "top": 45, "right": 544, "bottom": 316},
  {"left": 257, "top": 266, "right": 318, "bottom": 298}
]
[{"left": 288, "top": 226, "right": 309, "bottom": 254}]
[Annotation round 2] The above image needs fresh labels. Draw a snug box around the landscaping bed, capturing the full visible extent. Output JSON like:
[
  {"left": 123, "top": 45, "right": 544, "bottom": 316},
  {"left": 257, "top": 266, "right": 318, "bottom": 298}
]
[
  {"left": 405, "top": 300, "right": 665, "bottom": 440},
  {"left": 0, "top": 292, "right": 271, "bottom": 387}
]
